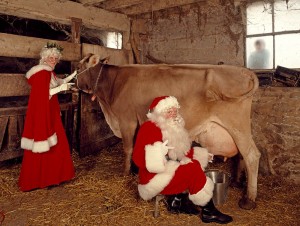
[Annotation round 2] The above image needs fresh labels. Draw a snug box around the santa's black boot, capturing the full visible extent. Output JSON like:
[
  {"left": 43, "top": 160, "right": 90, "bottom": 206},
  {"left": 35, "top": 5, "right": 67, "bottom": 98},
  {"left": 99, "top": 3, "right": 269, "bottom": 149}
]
[
  {"left": 201, "top": 199, "right": 233, "bottom": 224},
  {"left": 166, "top": 193, "right": 200, "bottom": 215}
]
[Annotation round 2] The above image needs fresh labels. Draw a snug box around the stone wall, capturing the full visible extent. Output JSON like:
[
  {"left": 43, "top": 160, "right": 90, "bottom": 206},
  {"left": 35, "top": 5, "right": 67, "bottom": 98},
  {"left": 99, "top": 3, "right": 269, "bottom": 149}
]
[
  {"left": 135, "top": 0, "right": 245, "bottom": 65},
  {"left": 252, "top": 87, "right": 300, "bottom": 183}
]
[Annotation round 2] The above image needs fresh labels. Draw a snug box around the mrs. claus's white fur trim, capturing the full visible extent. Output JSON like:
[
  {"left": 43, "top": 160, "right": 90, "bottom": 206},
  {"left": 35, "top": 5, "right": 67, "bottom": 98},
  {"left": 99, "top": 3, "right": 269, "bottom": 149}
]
[
  {"left": 193, "top": 147, "right": 210, "bottom": 170},
  {"left": 26, "top": 64, "right": 53, "bottom": 79},
  {"left": 138, "top": 160, "right": 180, "bottom": 200},
  {"left": 21, "top": 133, "right": 57, "bottom": 153},
  {"left": 153, "top": 96, "right": 180, "bottom": 113},
  {"left": 189, "top": 177, "right": 214, "bottom": 206},
  {"left": 145, "top": 141, "right": 168, "bottom": 173}
]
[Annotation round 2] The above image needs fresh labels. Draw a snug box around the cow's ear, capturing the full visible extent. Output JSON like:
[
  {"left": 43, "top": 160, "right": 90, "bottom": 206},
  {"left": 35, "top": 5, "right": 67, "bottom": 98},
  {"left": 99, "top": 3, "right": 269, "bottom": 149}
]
[
  {"left": 89, "top": 55, "right": 100, "bottom": 66},
  {"left": 79, "top": 53, "right": 93, "bottom": 64},
  {"left": 101, "top": 56, "right": 110, "bottom": 64}
]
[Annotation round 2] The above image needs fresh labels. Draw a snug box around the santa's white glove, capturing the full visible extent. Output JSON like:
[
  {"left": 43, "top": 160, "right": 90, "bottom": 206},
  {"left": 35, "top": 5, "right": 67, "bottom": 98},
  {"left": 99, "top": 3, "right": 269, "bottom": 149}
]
[
  {"left": 161, "top": 140, "right": 174, "bottom": 155},
  {"left": 63, "top": 70, "right": 77, "bottom": 84},
  {"left": 145, "top": 140, "right": 174, "bottom": 174},
  {"left": 49, "top": 83, "right": 75, "bottom": 96},
  {"left": 193, "top": 147, "right": 213, "bottom": 170}
]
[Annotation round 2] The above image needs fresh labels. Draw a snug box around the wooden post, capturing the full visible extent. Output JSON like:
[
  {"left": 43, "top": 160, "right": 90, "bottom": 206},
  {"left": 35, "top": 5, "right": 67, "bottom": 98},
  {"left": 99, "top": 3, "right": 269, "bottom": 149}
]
[
  {"left": 70, "top": 17, "right": 82, "bottom": 153},
  {"left": 70, "top": 17, "right": 82, "bottom": 71},
  {"left": 71, "top": 17, "right": 82, "bottom": 44}
]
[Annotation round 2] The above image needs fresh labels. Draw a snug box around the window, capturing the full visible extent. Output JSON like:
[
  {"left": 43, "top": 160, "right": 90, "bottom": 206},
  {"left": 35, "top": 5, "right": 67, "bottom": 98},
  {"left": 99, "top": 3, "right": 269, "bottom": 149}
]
[
  {"left": 246, "top": 0, "right": 300, "bottom": 69},
  {"left": 81, "top": 26, "right": 123, "bottom": 49},
  {"left": 106, "top": 31, "right": 122, "bottom": 49}
]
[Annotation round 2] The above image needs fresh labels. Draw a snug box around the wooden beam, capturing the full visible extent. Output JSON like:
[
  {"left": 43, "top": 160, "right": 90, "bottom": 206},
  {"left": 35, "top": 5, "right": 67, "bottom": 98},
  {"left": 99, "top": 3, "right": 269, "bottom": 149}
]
[
  {"left": 101, "top": 0, "right": 144, "bottom": 10},
  {"left": 119, "top": 0, "right": 206, "bottom": 15},
  {"left": 0, "top": 0, "right": 130, "bottom": 32},
  {"left": 0, "top": 74, "right": 30, "bottom": 97},
  {"left": 0, "top": 33, "right": 81, "bottom": 61},
  {"left": 78, "top": 0, "right": 107, "bottom": 5}
]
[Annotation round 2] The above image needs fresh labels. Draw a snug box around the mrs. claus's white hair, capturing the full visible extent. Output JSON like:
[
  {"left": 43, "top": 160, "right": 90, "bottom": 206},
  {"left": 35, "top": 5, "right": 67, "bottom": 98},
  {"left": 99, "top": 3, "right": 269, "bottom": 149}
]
[{"left": 39, "top": 47, "right": 62, "bottom": 65}]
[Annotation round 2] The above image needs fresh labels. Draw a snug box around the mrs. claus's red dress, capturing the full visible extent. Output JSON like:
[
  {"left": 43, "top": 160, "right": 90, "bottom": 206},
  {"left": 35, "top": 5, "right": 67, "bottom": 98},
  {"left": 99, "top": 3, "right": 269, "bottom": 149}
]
[{"left": 18, "top": 64, "right": 75, "bottom": 191}]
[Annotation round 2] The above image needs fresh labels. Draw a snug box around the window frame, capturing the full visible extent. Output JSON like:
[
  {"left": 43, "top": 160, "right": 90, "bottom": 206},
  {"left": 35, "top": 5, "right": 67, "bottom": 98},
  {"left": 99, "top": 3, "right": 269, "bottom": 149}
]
[{"left": 245, "top": 0, "right": 300, "bottom": 70}]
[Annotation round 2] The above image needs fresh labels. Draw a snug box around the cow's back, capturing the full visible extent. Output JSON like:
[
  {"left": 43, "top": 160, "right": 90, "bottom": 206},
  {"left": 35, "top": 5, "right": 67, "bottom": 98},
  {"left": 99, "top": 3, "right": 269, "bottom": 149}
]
[{"left": 112, "top": 64, "right": 258, "bottom": 116}]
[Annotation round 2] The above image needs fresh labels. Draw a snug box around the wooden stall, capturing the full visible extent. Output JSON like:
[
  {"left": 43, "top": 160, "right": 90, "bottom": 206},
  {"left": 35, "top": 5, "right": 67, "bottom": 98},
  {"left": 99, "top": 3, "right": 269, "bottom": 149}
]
[{"left": 0, "top": 0, "right": 133, "bottom": 160}]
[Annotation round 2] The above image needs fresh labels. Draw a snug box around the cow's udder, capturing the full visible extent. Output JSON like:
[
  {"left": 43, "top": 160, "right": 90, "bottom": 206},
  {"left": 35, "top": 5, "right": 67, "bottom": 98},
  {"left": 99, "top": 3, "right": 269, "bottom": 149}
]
[{"left": 192, "top": 122, "right": 238, "bottom": 158}]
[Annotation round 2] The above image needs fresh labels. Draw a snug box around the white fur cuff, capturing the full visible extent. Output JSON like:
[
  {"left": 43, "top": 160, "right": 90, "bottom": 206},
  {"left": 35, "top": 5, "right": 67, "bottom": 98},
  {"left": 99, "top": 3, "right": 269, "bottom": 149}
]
[
  {"left": 21, "top": 133, "right": 57, "bottom": 153},
  {"left": 189, "top": 177, "right": 214, "bottom": 206},
  {"left": 193, "top": 147, "right": 210, "bottom": 170},
  {"left": 145, "top": 141, "right": 167, "bottom": 173}
]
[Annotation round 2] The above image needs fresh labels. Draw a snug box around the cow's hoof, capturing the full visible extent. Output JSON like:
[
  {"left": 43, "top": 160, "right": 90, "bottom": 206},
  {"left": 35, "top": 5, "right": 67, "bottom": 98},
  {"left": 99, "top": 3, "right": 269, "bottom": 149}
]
[{"left": 238, "top": 197, "right": 256, "bottom": 210}]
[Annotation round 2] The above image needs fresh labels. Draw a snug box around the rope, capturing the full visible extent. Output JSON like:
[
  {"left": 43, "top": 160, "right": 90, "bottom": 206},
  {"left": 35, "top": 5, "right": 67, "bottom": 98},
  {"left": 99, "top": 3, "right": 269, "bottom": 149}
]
[
  {"left": 92, "top": 64, "right": 104, "bottom": 94},
  {"left": 76, "top": 64, "right": 104, "bottom": 94}
]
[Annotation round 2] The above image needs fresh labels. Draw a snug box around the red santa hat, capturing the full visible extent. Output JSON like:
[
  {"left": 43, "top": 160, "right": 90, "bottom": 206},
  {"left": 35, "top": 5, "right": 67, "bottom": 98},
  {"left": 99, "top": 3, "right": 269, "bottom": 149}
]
[{"left": 149, "top": 96, "right": 180, "bottom": 114}]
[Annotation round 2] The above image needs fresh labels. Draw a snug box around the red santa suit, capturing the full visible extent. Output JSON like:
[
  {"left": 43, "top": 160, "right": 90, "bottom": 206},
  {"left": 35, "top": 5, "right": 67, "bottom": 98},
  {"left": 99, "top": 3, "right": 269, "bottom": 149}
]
[
  {"left": 132, "top": 96, "right": 214, "bottom": 206},
  {"left": 18, "top": 64, "right": 75, "bottom": 191}
]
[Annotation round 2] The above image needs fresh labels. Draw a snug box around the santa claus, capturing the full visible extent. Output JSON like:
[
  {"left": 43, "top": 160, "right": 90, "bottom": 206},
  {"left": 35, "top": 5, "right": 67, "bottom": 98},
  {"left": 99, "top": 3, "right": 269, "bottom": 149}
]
[{"left": 132, "top": 96, "right": 232, "bottom": 224}]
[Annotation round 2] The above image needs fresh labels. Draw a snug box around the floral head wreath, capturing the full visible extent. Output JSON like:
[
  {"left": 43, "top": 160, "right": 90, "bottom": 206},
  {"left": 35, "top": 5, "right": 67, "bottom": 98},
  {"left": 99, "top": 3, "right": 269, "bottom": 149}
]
[{"left": 45, "top": 42, "right": 64, "bottom": 53}]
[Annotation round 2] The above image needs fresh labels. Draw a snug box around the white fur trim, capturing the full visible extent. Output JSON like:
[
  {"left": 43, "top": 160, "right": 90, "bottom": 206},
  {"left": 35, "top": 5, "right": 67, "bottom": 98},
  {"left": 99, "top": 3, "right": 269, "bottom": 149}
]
[
  {"left": 193, "top": 147, "right": 210, "bottom": 170},
  {"left": 153, "top": 96, "right": 180, "bottom": 113},
  {"left": 189, "top": 177, "right": 214, "bottom": 206},
  {"left": 21, "top": 133, "right": 57, "bottom": 153},
  {"left": 138, "top": 160, "right": 180, "bottom": 200},
  {"left": 179, "top": 156, "right": 192, "bottom": 165},
  {"left": 146, "top": 111, "right": 165, "bottom": 123},
  {"left": 26, "top": 64, "right": 53, "bottom": 79},
  {"left": 145, "top": 141, "right": 168, "bottom": 173}
]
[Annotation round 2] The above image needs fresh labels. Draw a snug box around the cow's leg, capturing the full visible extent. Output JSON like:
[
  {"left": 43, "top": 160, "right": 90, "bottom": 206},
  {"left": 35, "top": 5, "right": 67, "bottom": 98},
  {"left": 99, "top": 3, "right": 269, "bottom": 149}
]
[
  {"left": 231, "top": 154, "right": 246, "bottom": 188},
  {"left": 120, "top": 121, "right": 138, "bottom": 175},
  {"left": 232, "top": 135, "right": 261, "bottom": 210}
]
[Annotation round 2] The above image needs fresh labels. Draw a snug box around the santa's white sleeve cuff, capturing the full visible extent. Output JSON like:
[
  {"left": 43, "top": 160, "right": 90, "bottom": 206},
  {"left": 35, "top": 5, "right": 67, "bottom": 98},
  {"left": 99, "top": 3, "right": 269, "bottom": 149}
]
[
  {"left": 193, "top": 147, "right": 210, "bottom": 170},
  {"left": 145, "top": 141, "right": 167, "bottom": 173}
]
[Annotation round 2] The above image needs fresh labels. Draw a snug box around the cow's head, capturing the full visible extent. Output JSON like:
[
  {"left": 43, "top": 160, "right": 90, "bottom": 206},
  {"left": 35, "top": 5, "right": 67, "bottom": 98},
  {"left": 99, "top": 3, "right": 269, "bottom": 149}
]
[
  {"left": 76, "top": 60, "right": 105, "bottom": 95},
  {"left": 76, "top": 53, "right": 109, "bottom": 71},
  {"left": 75, "top": 54, "right": 109, "bottom": 94}
]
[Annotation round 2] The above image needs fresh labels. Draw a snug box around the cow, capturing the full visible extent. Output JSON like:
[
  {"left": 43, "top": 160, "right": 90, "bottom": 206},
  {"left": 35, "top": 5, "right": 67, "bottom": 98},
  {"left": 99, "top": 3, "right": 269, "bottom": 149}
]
[{"left": 76, "top": 57, "right": 261, "bottom": 210}]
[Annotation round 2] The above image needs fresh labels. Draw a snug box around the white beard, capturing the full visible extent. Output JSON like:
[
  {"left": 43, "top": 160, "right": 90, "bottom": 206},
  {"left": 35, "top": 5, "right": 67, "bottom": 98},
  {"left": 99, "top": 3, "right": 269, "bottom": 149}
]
[{"left": 147, "top": 112, "right": 191, "bottom": 161}]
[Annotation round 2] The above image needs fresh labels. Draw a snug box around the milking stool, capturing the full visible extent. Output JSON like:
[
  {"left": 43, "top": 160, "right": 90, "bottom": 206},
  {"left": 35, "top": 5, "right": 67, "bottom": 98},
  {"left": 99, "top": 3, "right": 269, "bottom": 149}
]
[{"left": 153, "top": 194, "right": 165, "bottom": 218}]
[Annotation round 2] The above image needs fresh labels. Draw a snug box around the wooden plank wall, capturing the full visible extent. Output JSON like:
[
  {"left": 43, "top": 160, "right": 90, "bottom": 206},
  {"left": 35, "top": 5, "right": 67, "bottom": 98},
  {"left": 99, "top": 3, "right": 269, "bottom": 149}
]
[
  {"left": 0, "top": 33, "right": 82, "bottom": 98},
  {"left": 0, "top": 33, "right": 81, "bottom": 61}
]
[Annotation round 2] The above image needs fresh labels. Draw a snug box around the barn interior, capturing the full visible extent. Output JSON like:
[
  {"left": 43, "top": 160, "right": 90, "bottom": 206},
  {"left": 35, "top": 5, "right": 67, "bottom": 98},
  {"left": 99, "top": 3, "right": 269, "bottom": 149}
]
[{"left": 0, "top": 0, "right": 299, "bottom": 225}]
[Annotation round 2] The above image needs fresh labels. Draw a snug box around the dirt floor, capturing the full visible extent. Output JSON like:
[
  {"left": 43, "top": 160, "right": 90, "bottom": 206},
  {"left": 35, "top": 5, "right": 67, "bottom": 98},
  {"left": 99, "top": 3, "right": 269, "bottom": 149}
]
[{"left": 0, "top": 142, "right": 299, "bottom": 226}]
